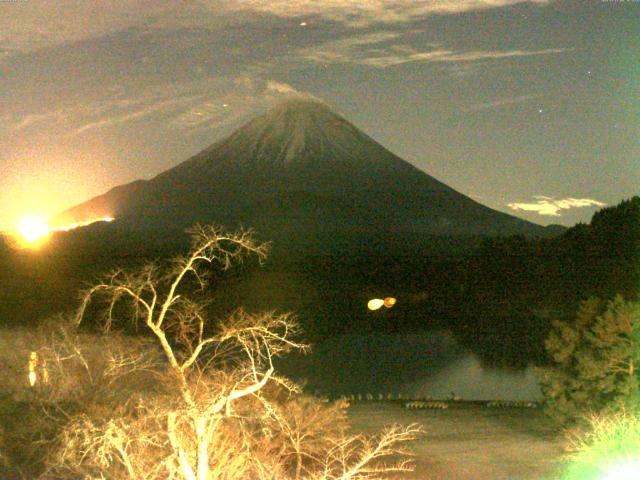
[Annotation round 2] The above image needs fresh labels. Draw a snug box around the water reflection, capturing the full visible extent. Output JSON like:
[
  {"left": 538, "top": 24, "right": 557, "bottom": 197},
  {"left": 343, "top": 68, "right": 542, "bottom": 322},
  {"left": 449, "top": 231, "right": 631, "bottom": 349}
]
[
  {"left": 408, "top": 353, "right": 541, "bottom": 401},
  {"left": 280, "top": 330, "right": 542, "bottom": 400}
]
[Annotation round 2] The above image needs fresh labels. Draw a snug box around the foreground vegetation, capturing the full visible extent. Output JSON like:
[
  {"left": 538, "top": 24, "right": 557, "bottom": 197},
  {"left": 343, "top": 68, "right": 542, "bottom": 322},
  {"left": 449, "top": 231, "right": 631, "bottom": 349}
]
[
  {"left": 537, "top": 292, "right": 640, "bottom": 478},
  {"left": 538, "top": 296, "right": 640, "bottom": 426},
  {"left": 1, "top": 197, "right": 637, "bottom": 478},
  {"left": 0, "top": 225, "right": 421, "bottom": 479},
  {"left": 562, "top": 410, "right": 640, "bottom": 480},
  {"left": 2, "top": 197, "right": 638, "bottom": 371}
]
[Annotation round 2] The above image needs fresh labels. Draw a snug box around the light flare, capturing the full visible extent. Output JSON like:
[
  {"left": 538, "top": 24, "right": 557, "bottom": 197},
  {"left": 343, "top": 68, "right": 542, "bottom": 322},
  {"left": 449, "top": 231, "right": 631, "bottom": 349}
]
[
  {"left": 28, "top": 351, "right": 37, "bottom": 387},
  {"left": 17, "top": 217, "right": 50, "bottom": 245},
  {"left": 27, "top": 351, "right": 49, "bottom": 387},
  {"left": 603, "top": 459, "right": 640, "bottom": 480},
  {"left": 367, "top": 298, "right": 385, "bottom": 310},
  {"left": 367, "top": 297, "right": 397, "bottom": 310},
  {"left": 55, "top": 216, "right": 115, "bottom": 232},
  {"left": 12, "top": 216, "right": 115, "bottom": 249}
]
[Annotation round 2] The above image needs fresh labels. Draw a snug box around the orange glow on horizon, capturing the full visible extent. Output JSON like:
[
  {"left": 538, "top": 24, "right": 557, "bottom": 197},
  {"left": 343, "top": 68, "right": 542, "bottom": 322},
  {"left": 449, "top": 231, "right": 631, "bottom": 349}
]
[
  {"left": 17, "top": 217, "right": 50, "bottom": 246},
  {"left": 11, "top": 216, "right": 115, "bottom": 249},
  {"left": 54, "top": 216, "right": 115, "bottom": 232}
]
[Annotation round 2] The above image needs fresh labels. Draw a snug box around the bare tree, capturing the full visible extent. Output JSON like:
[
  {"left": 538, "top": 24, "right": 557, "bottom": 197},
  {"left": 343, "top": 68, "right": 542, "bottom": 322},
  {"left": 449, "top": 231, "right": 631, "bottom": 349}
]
[{"left": 42, "top": 224, "right": 422, "bottom": 480}]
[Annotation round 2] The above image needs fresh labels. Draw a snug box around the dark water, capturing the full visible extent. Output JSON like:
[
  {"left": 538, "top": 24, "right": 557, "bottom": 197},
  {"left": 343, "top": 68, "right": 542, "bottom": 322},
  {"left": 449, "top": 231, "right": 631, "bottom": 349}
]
[{"left": 279, "top": 330, "right": 542, "bottom": 400}]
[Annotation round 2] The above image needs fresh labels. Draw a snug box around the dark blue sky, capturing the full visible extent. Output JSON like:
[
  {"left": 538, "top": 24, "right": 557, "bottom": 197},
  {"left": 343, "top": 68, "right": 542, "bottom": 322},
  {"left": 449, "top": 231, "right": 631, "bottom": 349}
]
[{"left": 1, "top": 0, "right": 637, "bottom": 230}]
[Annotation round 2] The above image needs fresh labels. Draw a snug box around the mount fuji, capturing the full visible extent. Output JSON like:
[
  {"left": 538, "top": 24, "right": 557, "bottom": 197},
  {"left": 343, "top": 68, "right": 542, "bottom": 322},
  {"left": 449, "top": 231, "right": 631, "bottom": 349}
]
[{"left": 55, "top": 97, "right": 550, "bottom": 253}]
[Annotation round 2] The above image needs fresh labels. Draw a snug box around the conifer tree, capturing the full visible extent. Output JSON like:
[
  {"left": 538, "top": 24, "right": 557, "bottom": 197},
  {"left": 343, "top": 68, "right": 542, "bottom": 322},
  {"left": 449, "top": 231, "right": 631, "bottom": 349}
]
[{"left": 537, "top": 295, "right": 640, "bottom": 425}]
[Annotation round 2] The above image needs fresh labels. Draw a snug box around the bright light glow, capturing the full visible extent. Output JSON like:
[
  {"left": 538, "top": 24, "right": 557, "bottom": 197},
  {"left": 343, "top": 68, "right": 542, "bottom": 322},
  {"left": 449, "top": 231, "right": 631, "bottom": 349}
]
[
  {"left": 12, "top": 215, "right": 115, "bottom": 249},
  {"left": 28, "top": 351, "right": 37, "bottom": 387},
  {"left": 42, "top": 359, "right": 49, "bottom": 385},
  {"left": 368, "top": 297, "right": 397, "bottom": 310},
  {"left": 368, "top": 299, "right": 385, "bottom": 310},
  {"left": 55, "top": 216, "right": 114, "bottom": 232},
  {"left": 603, "top": 460, "right": 640, "bottom": 480},
  {"left": 27, "top": 351, "right": 49, "bottom": 387},
  {"left": 17, "top": 217, "right": 50, "bottom": 245}
]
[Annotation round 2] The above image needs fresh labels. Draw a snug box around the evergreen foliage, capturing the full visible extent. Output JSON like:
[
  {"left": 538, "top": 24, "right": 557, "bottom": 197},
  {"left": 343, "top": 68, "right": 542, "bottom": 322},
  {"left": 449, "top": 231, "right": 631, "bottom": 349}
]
[{"left": 537, "top": 296, "right": 640, "bottom": 425}]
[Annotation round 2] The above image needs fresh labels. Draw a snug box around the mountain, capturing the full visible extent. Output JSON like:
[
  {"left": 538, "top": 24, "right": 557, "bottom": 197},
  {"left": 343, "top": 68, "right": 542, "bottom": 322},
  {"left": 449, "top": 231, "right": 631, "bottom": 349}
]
[{"left": 55, "top": 96, "right": 550, "bottom": 253}]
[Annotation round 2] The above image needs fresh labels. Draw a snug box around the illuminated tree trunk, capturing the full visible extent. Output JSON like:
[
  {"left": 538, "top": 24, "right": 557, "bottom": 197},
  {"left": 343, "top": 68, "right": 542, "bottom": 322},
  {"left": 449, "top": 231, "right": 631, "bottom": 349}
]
[{"left": 196, "top": 416, "right": 209, "bottom": 480}]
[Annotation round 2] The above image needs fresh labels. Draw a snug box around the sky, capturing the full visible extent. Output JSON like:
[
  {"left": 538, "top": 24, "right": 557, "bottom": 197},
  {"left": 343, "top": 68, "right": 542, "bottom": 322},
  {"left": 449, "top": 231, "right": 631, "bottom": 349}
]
[{"left": 0, "top": 0, "right": 637, "bottom": 231}]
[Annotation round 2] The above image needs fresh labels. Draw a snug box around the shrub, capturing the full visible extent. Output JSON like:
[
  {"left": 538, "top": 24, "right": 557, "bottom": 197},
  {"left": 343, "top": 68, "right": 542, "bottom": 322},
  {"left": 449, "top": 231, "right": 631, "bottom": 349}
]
[
  {"left": 0, "top": 318, "right": 162, "bottom": 478},
  {"left": 562, "top": 409, "right": 640, "bottom": 480},
  {"left": 36, "top": 225, "right": 422, "bottom": 480}
]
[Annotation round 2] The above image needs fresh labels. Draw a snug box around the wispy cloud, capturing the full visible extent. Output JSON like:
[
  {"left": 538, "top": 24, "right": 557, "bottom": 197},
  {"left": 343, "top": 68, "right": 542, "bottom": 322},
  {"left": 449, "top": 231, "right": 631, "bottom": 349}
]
[
  {"left": 171, "top": 102, "right": 233, "bottom": 130},
  {"left": 0, "top": 1, "right": 170, "bottom": 53},
  {"left": 225, "top": 1, "right": 551, "bottom": 26},
  {"left": 507, "top": 196, "right": 607, "bottom": 216},
  {"left": 10, "top": 109, "right": 69, "bottom": 132},
  {"left": 0, "top": 1, "right": 552, "bottom": 53},
  {"left": 169, "top": 78, "right": 311, "bottom": 133},
  {"left": 70, "top": 98, "right": 189, "bottom": 136},
  {"left": 266, "top": 81, "right": 300, "bottom": 95},
  {"left": 360, "top": 47, "right": 569, "bottom": 68},
  {"left": 466, "top": 94, "right": 542, "bottom": 112},
  {"left": 304, "top": 33, "right": 570, "bottom": 68},
  {"left": 2, "top": 72, "right": 310, "bottom": 140}
]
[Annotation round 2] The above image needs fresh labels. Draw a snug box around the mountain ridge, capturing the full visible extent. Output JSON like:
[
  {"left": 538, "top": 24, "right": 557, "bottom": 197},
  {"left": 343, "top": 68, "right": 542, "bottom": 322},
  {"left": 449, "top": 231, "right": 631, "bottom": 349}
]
[{"left": 55, "top": 97, "right": 550, "bottom": 248}]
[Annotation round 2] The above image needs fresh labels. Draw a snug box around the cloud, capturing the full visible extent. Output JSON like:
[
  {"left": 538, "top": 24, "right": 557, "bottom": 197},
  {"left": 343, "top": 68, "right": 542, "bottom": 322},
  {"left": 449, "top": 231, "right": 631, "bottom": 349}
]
[
  {"left": 507, "top": 197, "right": 607, "bottom": 216},
  {"left": 3, "top": 72, "right": 263, "bottom": 137},
  {"left": 53, "top": 83, "right": 213, "bottom": 137},
  {"left": 169, "top": 78, "right": 321, "bottom": 133},
  {"left": 360, "top": 47, "right": 570, "bottom": 68},
  {"left": 303, "top": 32, "right": 570, "bottom": 68},
  {"left": 0, "top": 1, "right": 169, "bottom": 53},
  {"left": 70, "top": 98, "right": 190, "bottom": 136},
  {"left": 223, "top": 1, "right": 551, "bottom": 26},
  {"left": 0, "top": 1, "right": 552, "bottom": 53},
  {"left": 466, "top": 94, "right": 542, "bottom": 111},
  {"left": 266, "top": 81, "right": 300, "bottom": 95},
  {"left": 2, "top": 71, "right": 315, "bottom": 140},
  {"left": 0, "top": 1, "right": 568, "bottom": 143},
  {"left": 171, "top": 102, "right": 233, "bottom": 130},
  {"left": 10, "top": 109, "right": 69, "bottom": 132}
]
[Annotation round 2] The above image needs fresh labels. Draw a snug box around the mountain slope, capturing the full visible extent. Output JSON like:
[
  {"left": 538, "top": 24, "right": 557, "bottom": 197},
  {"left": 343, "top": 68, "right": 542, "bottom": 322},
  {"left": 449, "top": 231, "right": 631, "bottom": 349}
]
[{"left": 55, "top": 97, "right": 548, "bottom": 249}]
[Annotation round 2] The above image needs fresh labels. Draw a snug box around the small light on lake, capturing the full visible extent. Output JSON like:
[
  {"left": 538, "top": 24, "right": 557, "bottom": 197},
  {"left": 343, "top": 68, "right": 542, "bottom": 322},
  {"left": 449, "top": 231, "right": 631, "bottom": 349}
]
[
  {"left": 384, "top": 297, "right": 396, "bottom": 308},
  {"left": 368, "top": 297, "right": 396, "bottom": 310},
  {"left": 367, "top": 299, "right": 384, "bottom": 310}
]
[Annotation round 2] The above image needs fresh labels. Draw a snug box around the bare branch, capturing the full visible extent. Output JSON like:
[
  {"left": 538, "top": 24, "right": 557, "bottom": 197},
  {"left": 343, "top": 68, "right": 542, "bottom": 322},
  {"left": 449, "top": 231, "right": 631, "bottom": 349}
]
[
  {"left": 42, "top": 225, "right": 421, "bottom": 480},
  {"left": 322, "top": 423, "right": 424, "bottom": 480}
]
